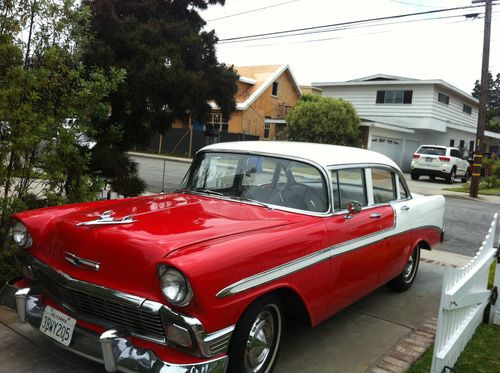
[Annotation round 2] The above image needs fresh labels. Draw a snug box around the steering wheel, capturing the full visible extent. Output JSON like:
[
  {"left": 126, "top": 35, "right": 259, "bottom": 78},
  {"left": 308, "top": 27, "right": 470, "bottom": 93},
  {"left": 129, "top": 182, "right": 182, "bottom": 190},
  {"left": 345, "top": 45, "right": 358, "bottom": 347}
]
[{"left": 281, "top": 183, "right": 326, "bottom": 212}]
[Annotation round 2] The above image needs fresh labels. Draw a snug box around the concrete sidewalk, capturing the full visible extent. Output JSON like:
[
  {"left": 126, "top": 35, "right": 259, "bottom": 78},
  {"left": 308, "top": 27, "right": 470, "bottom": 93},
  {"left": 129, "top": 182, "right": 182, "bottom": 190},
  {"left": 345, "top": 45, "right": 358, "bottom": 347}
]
[{"left": 0, "top": 249, "right": 469, "bottom": 373}]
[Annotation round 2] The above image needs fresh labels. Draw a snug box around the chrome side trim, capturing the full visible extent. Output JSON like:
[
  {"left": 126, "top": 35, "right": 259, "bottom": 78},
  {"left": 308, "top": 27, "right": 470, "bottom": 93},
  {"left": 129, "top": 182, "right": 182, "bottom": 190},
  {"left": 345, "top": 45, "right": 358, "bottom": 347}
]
[
  {"left": 216, "top": 225, "right": 396, "bottom": 298},
  {"left": 64, "top": 252, "right": 100, "bottom": 271},
  {"left": 216, "top": 225, "right": 443, "bottom": 299}
]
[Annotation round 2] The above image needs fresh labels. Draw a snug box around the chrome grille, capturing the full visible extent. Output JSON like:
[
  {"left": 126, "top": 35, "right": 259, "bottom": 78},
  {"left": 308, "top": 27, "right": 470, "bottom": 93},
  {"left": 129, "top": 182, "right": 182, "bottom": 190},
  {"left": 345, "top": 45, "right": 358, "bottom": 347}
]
[{"left": 35, "top": 267, "right": 165, "bottom": 342}]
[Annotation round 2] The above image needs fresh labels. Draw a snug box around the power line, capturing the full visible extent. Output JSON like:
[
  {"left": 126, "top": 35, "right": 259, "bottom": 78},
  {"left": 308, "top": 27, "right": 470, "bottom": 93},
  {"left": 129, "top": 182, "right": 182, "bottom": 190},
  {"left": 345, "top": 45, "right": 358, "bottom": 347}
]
[
  {"left": 389, "top": 0, "right": 443, "bottom": 8},
  {"left": 216, "top": 12, "right": 477, "bottom": 49},
  {"left": 218, "top": 3, "right": 495, "bottom": 43},
  {"left": 219, "top": 11, "right": 476, "bottom": 45},
  {"left": 205, "top": 0, "right": 302, "bottom": 22}
]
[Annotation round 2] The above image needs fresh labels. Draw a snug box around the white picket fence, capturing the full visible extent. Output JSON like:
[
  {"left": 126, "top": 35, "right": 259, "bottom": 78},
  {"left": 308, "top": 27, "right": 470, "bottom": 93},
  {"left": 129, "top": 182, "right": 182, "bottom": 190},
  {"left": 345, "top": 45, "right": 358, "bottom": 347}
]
[{"left": 431, "top": 213, "right": 499, "bottom": 373}]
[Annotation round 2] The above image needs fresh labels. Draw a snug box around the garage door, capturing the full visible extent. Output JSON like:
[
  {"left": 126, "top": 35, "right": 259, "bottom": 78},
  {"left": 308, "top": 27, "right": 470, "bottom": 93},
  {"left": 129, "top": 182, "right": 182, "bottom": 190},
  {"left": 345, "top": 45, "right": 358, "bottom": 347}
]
[
  {"left": 401, "top": 140, "right": 421, "bottom": 172},
  {"left": 370, "top": 136, "right": 403, "bottom": 168}
]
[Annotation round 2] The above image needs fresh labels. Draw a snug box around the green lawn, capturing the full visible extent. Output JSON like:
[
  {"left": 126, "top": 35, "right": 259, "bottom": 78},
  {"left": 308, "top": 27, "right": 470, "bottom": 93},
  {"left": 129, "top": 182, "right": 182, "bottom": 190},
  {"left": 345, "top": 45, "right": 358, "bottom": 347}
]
[
  {"left": 408, "top": 324, "right": 500, "bottom": 373},
  {"left": 443, "top": 186, "right": 500, "bottom": 196}
]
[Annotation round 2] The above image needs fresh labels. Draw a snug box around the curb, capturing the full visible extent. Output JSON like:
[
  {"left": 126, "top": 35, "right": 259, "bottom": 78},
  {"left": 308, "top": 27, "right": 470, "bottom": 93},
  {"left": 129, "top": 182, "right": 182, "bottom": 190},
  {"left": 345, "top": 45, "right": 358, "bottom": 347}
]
[
  {"left": 368, "top": 318, "right": 437, "bottom": 373},
  {"left": 127, "top": 151, "right": 192, "bottom": 163}
]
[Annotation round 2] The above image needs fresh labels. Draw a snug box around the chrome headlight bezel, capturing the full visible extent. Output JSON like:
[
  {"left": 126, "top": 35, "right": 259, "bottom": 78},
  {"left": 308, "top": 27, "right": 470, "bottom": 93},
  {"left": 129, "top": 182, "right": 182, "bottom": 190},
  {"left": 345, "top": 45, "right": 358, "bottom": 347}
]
[
  {"left": 158, "top": 265, "right": 193, "bottom": 307},
  {"left": 10, "top": 220, "right": 32, "bottom": 248}
]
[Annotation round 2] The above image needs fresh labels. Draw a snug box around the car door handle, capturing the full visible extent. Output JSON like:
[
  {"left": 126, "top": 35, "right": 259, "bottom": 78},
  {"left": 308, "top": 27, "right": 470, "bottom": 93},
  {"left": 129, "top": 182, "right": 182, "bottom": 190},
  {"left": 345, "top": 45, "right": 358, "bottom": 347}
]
[
  {"left": 370, "top": 213, "right": 382, "bottom": 218},
  {"left": 401, "top": 206, "right": 410, "bottom": 211}
]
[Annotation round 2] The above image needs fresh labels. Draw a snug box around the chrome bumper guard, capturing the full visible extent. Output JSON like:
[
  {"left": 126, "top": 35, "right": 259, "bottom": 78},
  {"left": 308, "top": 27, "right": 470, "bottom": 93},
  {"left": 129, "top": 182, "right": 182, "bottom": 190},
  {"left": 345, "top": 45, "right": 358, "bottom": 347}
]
[{"left": 13, "top": 288, "right": 229, "bottom": 373}]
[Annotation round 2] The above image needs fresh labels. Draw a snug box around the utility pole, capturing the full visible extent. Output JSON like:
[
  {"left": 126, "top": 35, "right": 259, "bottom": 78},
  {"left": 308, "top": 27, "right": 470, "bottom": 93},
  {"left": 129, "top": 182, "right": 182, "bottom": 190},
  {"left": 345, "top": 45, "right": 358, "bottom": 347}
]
[{"left": 470, "top": 0, "right": 492, "bottom": 198}]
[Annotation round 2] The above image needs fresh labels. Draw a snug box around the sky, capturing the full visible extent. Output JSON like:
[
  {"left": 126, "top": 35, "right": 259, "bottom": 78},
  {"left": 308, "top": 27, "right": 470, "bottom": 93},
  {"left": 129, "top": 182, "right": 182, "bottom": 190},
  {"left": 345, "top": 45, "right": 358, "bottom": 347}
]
[{"left": 199, "top": 0, "right": 500, "bottom": 94}]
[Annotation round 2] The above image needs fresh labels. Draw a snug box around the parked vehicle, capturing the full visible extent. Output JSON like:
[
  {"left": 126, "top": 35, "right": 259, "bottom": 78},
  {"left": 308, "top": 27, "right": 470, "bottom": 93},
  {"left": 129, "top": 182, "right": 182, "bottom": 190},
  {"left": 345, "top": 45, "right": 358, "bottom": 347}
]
[
  {"left": 410, "top": 145, "right": 470, "bottom": 183},
  {"left": 7, "top": 141, "right": 445, "bottom": 373}
]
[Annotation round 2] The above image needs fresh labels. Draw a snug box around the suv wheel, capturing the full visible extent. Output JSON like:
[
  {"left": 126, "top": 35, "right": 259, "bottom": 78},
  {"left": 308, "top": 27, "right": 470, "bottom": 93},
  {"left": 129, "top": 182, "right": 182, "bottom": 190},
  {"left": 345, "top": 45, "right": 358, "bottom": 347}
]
[
  {"left": 410, "top": 172, "right": 419, "bottom": 181},
  {"left": 461, "top": 169, "right": 469, "bottom": 183},
  {"left": 447, "top": 168, "right": 456, "bottom": 184}
]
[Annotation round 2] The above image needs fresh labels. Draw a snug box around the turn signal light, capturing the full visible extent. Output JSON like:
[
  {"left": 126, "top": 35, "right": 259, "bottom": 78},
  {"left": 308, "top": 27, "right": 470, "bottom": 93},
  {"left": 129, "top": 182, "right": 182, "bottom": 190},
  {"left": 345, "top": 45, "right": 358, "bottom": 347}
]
[
  {"left": 412, "top": 154, "right": 420, "bottom": 159},
  {"left": 439, "top": 156, "right": 450, "bottom": 162}
]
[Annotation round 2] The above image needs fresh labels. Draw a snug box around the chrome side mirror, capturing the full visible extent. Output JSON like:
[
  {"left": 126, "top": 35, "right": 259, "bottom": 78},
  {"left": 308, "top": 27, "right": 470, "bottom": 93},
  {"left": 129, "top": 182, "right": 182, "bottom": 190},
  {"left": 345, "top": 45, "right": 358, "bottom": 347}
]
[{"left": 345, "top": 201, "right": 362, "bottom": 219}]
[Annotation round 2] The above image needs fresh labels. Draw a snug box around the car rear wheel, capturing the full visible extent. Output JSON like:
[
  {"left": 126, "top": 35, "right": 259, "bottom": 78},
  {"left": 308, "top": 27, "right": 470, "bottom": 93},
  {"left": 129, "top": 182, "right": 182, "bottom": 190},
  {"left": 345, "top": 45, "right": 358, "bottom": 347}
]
[
  {"left": 387, "top": 245, "right": 420, "bottom": 292},
  {"left": 227, "top": 295, "right": 283, "bottom": 373},
  {"left": 446, "top": 168, "right": 456, "bottom": 184},
  {"left": 461, "top": 169, "right": 469, "bottom": 183},
  {"left": 410, "top": 172, "right": 419, "bottom": 181}
]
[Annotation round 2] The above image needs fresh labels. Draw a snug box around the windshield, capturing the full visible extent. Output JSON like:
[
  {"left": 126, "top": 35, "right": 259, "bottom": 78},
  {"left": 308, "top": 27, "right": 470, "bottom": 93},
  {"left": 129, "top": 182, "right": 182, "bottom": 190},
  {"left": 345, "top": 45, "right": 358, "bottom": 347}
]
[{"left": 179, "top": 152, "right": 329, "bottom": 213}]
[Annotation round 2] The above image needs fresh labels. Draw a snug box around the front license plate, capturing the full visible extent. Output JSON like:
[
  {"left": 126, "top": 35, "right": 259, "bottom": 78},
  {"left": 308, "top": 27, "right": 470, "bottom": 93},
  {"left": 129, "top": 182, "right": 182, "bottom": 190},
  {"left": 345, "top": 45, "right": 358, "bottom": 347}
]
[
  {"left": 39, "top": 306, "right": 76, "bottom": 346},
  {"left": 425, "top": 157, "right": 433, "bottom": 162}
]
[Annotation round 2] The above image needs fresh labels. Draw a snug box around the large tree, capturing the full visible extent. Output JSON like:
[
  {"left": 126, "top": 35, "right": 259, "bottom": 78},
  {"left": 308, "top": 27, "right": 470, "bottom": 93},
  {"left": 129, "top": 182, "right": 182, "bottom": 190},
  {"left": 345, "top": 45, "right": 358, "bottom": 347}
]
[
  {"left": 83, "top": 0, "right": 238, "bottom": 149},
  {"left": 286, "top": 94, "right": 360, "bottom": 145},
  {"left": 0, "top": 0, "right": 125, "bottom": 235},
  {"left": 472, "top": 72, "right": 500, "bottom": 132}
]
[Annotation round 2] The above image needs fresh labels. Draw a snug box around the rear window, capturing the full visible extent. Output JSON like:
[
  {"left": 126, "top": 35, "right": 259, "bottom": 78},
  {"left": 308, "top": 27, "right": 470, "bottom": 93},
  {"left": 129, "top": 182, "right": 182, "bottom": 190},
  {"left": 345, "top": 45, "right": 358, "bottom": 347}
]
[{"left": 417, "top": 146, "right": 446, "bottom": 156}]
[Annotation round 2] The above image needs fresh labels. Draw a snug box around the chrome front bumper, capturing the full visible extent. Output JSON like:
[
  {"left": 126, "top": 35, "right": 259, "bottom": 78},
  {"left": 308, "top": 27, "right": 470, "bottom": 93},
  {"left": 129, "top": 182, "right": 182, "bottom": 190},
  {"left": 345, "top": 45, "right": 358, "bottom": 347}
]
[{"left": 13, "top": 288, "right": 228, "bottom": 373}]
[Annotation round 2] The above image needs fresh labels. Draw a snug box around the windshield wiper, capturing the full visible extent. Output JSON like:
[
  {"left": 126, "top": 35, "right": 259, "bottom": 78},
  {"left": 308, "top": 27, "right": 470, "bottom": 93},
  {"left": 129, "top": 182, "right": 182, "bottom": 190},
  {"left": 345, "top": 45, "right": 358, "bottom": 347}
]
[
  {"left": 228, "top": 196, "right": 272, "bottom": 209},
  {"left": 192, "top": 188, "right": 224, "bottom": 196}
]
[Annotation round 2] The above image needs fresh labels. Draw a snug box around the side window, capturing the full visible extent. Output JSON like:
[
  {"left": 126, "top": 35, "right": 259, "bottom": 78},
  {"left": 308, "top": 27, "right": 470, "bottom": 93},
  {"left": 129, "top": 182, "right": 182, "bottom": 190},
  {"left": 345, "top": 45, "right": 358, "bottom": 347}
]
[
  {"left": 450, "top": 149, "right": 462, "bottom": 159},
  {"left": 371, "top": 168, "right": 396, "bottom": 204},
  {"left": 398, "top": 177, "right": 409, "bottom": 199},
  {"left": 331, "top": 168, "right": 367, "bottom": 211}
]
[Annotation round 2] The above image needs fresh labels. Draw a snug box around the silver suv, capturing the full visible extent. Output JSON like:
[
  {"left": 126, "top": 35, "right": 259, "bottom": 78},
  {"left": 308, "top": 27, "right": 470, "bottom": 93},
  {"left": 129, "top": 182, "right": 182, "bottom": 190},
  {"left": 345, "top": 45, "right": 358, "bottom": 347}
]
[{"left": 410, "top": 145, "right": 470, "bottom": 183}]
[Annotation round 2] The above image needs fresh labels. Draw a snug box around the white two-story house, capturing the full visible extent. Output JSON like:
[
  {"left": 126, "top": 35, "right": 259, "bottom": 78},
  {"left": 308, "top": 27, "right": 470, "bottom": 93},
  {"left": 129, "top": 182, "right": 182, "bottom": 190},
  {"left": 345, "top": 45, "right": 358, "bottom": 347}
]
[{"left": 313, "top": 74, "right": 500, "bottom": 171}]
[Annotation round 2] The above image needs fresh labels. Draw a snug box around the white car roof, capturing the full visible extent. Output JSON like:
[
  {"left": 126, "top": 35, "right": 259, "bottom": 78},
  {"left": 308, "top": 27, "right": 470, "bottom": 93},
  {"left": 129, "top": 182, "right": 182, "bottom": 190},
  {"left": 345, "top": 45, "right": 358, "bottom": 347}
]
[{"left": 200, "top": 141, "right": 400, "bottom": 170}]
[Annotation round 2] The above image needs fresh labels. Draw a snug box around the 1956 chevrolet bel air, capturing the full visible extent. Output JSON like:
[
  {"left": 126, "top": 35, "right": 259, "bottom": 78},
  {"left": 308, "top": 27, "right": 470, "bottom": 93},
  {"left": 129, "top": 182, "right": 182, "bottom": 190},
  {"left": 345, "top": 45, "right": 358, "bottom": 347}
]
[{"left": 6, "top": 141, "right": 445, "bottom": 372}]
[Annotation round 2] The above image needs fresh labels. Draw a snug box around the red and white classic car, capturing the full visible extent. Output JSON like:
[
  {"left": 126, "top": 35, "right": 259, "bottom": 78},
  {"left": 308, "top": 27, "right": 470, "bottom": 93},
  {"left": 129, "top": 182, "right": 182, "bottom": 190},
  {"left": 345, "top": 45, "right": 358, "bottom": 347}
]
[{"left": 7, "top": 141, "right": 445, "bottom": 373}]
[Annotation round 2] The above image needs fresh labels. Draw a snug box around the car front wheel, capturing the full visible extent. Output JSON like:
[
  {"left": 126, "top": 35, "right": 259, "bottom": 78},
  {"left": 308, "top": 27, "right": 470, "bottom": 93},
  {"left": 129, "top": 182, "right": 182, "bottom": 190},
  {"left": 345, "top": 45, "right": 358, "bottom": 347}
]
[
  {"left": 227, "top": 295, "right": 283, "bottom": 373},
  {"left": 387, "top": 245, "right": 420, "bottom": 292}
]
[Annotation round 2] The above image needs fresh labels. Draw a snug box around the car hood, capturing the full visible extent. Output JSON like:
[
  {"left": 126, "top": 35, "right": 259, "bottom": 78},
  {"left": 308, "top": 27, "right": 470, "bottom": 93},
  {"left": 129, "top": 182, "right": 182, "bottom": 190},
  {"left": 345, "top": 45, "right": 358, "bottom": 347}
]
[{"left": 28, "top": 193, "right": 298, "bottom": 298}]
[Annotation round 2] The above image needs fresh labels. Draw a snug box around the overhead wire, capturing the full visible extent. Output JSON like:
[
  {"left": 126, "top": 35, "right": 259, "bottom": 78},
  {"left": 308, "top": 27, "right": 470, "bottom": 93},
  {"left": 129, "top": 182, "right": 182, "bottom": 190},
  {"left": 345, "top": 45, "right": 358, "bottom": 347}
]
[
  {"left": 205, "top": 0, "right": 302, "bottom": 22},
  {"left": 216, "top": 8, "right": 500, "bottom": 49},
  {"left": 219, "top": 11, "right": 476, "bottom": 45},
  {"left": 217, "top": 3, "right": 499, "bottom": 44}
]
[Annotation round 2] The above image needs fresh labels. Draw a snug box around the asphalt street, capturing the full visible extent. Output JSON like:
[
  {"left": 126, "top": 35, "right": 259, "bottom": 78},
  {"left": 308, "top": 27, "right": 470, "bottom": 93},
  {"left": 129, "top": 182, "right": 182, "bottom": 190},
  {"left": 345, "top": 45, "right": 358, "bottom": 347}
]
[{"left": 131, "top": 154, "right": 499, "bottom": 257}]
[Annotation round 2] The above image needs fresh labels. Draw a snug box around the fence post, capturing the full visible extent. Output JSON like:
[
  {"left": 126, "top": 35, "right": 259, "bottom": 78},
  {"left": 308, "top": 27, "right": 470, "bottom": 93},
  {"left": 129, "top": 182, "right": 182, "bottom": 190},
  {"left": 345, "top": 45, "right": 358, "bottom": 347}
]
[{"left": 489, "top": 227, "right": 500, "bottom": 325}]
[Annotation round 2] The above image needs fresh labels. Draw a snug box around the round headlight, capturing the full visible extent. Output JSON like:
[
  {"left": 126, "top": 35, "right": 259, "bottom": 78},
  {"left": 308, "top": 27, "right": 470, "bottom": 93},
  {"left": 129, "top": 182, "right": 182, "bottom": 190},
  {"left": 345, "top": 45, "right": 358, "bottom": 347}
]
[
  {"left": 158, "top": 266, "right": 193, "bottom": 306},
  {"left": 10, "top": 220, "right": 32, "bottom": 248}
]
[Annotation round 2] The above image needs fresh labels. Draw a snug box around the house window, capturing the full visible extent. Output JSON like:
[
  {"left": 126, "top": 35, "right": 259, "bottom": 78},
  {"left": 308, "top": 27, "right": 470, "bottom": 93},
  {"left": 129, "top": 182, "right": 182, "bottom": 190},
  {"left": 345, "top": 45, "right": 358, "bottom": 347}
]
[
  {"left": 470, "top": 140, "right": 475, "bottom": 153},
  {"left": 449, "top": 139, "right": 455, "bottom": 147},
  {"left": 264, "top": 123, "right": 271, "bottom": 139},
  {"left": 272, "top": 81, "right": 279, "bottom": 96},
  {"left": 459, "top": 140, "right": 465, "bottom": 151},
  {"left": 463, "top": 104, "right": 472, "bottom": 114},
  {"left": 206, "top": 112, "right": 229, "bottom": 132},
  {"left": 375, "top": 90, "right": 412, "bottom": 104},
  {"left": 438, "top": 92, "right": 449, "bottom": 105}
]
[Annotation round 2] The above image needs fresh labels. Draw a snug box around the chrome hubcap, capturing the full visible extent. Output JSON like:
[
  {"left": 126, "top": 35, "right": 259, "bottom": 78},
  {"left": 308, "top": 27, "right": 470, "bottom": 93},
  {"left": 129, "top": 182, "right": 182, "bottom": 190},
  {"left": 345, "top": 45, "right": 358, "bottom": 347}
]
[
  {"left": 403, "top": 254, "right": 415, "bottom": 279},
  {"left": 244, "top": 308, "right": 277, "bottom": 372}
]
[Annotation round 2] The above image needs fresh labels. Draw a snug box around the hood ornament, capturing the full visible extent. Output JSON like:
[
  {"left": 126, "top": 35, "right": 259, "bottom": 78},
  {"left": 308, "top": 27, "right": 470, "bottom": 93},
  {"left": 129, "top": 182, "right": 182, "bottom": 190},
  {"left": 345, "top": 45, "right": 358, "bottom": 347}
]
[
  {"left": 76, "top": 210, "right": 137, "bottom": 226},
  {"left": 65, "top": 252, "right": 100, "bottom": 271}
]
